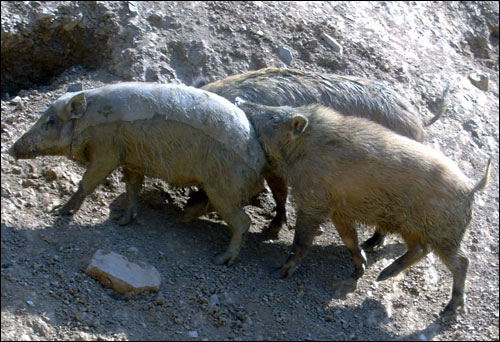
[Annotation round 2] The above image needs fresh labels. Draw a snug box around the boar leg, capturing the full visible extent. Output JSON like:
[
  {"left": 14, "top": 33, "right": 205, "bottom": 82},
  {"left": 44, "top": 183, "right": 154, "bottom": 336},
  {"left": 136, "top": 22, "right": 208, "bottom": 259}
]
[
  {"left": 182, "top": 171, "right": 287, "bottom": 238},
  {"left": 205, "top": 187, "right": 251, "bottom": 266},
  {"left": 52, "top": 156, "right": 119, "bottom": 216},
  {"left": 435, "top": 246, "right": 469, "bottom": 317},
  {"left": 119, "top": 168, "right": 144, "bottom": 225},
  {"left": 262, "top": 169, "right": 288, "bottom": 236},
  {"left": 181, "top": 189, "right": 211, "bottom": 222},
  {"left": 274, "top": 210, "right": 320, "bottom": 278},
  {"left": 182, "top": 177, "right": 265, "bottom": 222},
  {"left": 360, "top": 230, "right": 387, "bottom": 252},
  {"left": 331, "top": 215, "right": 367, "bottom": 280},
  {"left": 377, "top": 232, "right": 430, "bottom": 281}
]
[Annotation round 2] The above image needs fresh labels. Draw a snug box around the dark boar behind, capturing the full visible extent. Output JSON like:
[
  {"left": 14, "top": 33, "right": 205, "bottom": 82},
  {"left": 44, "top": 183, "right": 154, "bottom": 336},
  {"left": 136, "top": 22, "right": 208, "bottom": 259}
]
[{"left": 193, "top": 67, "right": 449, "bottom": 247}]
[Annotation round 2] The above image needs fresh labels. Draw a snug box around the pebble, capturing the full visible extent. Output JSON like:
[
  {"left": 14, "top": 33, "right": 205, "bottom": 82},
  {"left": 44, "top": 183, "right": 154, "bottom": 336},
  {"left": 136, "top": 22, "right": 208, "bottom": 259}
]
[
  {"left": 208, "top": 294, "right": 219, "bottom": 308},
  {"left": 127, "top": 246, "right": 139, "bottom": 254},
  {"left": 28, "top": 316, "right": 50, "bottom": 337},
  {"left": 42, "top": 168, "right": 58, "bottom": 181},
  {"left": 320, "top": 32, "right": 343, "bottom": 54},
  {"left": 67, "top": 83, "right": 83, "bottom": 92},
  {"left": 468, "top": 72, "right": 489, "bottom": 91},
  {"left": 85, "top": 249, "right": 161, "bottom": 293},
  {"left": 9, "top": 96, "right": 24, "bottom": 110},
  {"left": 277, "top": 45, "right": 293, "bottom": 65}
]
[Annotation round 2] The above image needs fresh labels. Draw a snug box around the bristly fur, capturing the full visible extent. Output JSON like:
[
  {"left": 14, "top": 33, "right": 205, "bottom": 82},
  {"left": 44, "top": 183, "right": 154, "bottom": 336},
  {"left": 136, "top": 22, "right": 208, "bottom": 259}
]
[{"left": 245, "top": 102, "right": 490, "bottom": 316}]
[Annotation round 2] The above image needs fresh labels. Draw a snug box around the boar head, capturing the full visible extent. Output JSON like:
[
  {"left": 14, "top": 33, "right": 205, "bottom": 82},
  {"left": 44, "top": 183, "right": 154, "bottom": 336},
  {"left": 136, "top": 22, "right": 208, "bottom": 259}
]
[
  {"left": 9, "top": 92, "right": 87, "bottom": 159},
  {"left": 238, "top": 101, "right": 308, "bottom": 168}
]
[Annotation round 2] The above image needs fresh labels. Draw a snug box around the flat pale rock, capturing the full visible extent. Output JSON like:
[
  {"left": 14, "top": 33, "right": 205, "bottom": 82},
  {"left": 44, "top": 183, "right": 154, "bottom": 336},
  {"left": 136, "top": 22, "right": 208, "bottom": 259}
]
[{"left": 85, "top": 249, "right": 161, "bottom": 293}]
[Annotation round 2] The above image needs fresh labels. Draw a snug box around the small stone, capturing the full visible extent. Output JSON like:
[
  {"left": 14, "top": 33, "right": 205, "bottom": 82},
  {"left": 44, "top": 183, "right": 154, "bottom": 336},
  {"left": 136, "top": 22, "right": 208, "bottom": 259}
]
[
  {"left": 128, "top": 1, "right": 139, "bottom": 15},
  {"left": 208, "top": 294, "right": 219, "bottom": 308},
  {"left": 67, "top": 83, "right": 83, "bottom": 93},
  {"left": 66, "top": 13, "right": 83, "bottom": 31},
  {"left": 27, "top": 317, "right": 50, "bottom": 337},
  {"left": 9, "top": 96, "right": 24, "bottom": 110},
  {"left": 85, "top": 250, "right": 161, "bottom": 293},
  {"left": 127, "top": 246, "right": 139, "bottom": 254},
  {"left": 320, "top": 32, "right": 343, "bottom": 54},
  {"left": 42, "top": 169, "right": 58, "bottom": 181},
  {"left": 36, "top": 8, "right": 55, "bottom": 21},
  {"left": 22, "top": 179, "right": 36, "bottom": 188},
  {"left": 469, "top": 73, "right": 489, "bottom": 91},
  {"left": 188, "top": 330, "right": 198, "bottom": 338},
  {"left": 277, "top": 45, "right": 293, "bottom": 65}
]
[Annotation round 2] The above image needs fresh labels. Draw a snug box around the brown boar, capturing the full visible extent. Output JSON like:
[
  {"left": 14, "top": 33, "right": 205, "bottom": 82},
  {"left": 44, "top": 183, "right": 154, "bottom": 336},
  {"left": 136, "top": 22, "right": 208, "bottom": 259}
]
[
  {"left": 188, "top": 67, "right": 449, "bottom": 250},
  {"left": 239, "top": 101, "right": 490, "bottom": 317},
  {"left": 9, "top": 83, "right": 266, "bottom": 266}
]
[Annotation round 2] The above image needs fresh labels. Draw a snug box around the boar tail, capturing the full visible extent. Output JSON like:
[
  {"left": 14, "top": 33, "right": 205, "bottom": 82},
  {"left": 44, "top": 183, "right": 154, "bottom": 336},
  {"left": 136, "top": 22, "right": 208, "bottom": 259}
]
[
  {"left": 472, "top": 158, "right": 492, "bottom": 193},
  {"left": 424, "top": 79, "right": 450, "bottom": 127}
]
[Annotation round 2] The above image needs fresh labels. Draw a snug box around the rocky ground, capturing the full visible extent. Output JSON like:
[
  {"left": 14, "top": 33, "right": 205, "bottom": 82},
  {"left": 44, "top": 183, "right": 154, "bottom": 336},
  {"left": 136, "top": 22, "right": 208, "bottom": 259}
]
[{"left": 1, "top": 1, "right": 499, "bottom": 340}]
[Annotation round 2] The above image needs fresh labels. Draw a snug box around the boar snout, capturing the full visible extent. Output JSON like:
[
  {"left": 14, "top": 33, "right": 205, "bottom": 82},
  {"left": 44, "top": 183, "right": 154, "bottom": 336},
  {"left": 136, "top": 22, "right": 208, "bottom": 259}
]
[
  {"left": 7, "top": 145, "right": 17, "bottom": 160},
  {"left": 8, "top": 139, "right": 26, "bottom": 160},
  {"left": 8, "top": 135, "right": 38, "bottom": 160}
]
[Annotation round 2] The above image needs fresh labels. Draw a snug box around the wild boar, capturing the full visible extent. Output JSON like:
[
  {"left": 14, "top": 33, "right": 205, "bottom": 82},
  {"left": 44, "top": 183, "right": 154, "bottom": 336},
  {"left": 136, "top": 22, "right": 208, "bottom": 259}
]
[
  {"left": 239, "top": 101, "right": 490, "bottom": 317},
  {"left": 9, "top": 83, "right": 266, "bottom": 266},
  {"left": 187, "top": 67, "right": 449, "bottom": 250}
]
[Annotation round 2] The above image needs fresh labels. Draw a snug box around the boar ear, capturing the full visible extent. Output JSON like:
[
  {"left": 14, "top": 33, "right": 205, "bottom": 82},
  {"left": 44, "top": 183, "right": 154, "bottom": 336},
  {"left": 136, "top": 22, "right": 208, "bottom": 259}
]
[
  {"left": 289, "top": 115, "right": 308, "bottom": 138},
  {"left": 64, "top": 93, "right": 87, "bottom": 120}
]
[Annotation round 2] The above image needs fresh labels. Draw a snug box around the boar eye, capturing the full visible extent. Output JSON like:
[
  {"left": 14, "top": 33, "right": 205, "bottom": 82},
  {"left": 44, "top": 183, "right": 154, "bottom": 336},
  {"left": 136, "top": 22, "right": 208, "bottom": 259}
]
[{"left": 43, "top": 117, "right": 56, "bottom": 129}]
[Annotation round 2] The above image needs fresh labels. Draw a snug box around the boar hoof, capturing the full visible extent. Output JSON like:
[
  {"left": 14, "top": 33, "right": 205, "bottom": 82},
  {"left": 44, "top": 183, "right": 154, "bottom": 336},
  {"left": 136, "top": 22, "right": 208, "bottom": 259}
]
[
  {"left": 376, "top": 265, "right": 399, "bottom": 282},
  {"left": 263, "top": 219, "right": 284, "bottom": 236},
  {"left": 272, "top": 264, "right": 297, "bottom": 279},
  {"left": 260, "top": 228, "right": 280, "bottom": 241},
  {"left": 361, "top": 232, "right": 386, "bottom": 252},
  {"left": 118, "top": 213, "right": 133, "bottom": 226},
  {"left": 51, "top": 204, "right": 73, "bottom": 216},
  {"left": 214, "top": 251, "right": 237, "bottom": 266},
  {"left": 352, "top": 263, "right": 365, "bottom": 280},
  {"left": 440, "top": 296, "right": 464, "bottom": 319},
  {"left": 263, "top": 225, "right": 281, "bottom": 235}
]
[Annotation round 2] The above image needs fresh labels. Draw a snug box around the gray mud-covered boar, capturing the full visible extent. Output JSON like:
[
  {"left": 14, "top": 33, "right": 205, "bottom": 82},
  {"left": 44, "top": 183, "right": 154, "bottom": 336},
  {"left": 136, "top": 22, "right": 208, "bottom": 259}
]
[
  {"left": 239, "top": 101, "right": 490, "bottom": 317},
  {"left": 9, "top": 83, "right": 266, "bottom": 266},
  {"left": 190, "top": 67, "right": 449, "bottom": 250}
]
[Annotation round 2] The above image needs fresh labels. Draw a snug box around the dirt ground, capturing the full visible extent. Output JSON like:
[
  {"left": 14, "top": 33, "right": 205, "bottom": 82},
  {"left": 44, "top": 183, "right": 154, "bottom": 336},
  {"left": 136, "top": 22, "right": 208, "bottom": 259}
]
[{"left": 1, "top": 1, "right": 499, "bottom": 341}]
